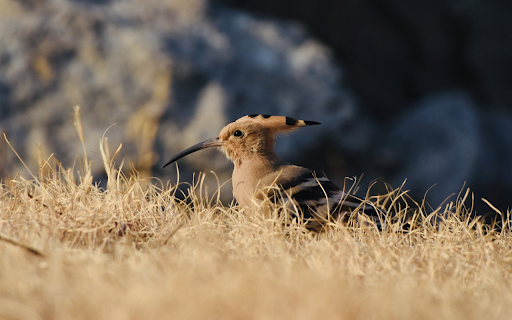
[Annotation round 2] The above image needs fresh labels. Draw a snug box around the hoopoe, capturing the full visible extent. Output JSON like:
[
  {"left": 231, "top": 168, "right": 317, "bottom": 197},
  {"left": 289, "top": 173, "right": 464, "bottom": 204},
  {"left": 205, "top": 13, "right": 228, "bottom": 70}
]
[{"left": 162, "top": 114, "right": 382, "bottom": 230}]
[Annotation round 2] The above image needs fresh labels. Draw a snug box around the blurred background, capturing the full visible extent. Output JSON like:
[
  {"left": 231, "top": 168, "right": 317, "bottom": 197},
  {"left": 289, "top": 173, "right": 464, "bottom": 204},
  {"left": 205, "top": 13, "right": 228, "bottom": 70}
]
[{"left": 1, "top": 0, "right": 511, "bottom": 215}]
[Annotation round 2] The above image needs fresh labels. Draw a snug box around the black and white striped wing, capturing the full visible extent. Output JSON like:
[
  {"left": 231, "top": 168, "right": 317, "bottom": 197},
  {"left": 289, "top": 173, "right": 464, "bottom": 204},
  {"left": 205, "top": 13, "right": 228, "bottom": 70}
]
[{"left": 260, "top": 166, "right": 384, "bottom": 229}]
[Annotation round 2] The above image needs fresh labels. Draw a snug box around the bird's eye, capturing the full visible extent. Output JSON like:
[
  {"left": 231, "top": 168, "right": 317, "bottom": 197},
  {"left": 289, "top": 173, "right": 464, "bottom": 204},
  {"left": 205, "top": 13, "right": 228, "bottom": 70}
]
[{"left": 233, "top": 130, "right": 243, "bottom": 137}]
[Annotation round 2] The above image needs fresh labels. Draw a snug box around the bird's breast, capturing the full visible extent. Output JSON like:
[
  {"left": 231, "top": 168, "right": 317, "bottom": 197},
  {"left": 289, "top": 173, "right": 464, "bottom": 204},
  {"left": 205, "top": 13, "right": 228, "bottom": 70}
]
[
  {"left": 231, "top": 167, "right": 260, "bottom": 207},
  {"left": 230, "top": 155, "right": 289, "bottom": 207}
]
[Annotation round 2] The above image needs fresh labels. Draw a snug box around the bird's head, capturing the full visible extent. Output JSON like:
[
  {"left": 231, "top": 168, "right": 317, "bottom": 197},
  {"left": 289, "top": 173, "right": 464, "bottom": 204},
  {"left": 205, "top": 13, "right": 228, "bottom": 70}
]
[{"left": 162, "top": 114, "right": 320, "bottom": 168}]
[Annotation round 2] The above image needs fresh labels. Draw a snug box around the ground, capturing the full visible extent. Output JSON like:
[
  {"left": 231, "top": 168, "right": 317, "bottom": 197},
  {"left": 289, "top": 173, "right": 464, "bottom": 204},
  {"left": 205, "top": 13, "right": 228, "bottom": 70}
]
[{"left": 1, "top": 116, "right": 511, "bottom": 320}]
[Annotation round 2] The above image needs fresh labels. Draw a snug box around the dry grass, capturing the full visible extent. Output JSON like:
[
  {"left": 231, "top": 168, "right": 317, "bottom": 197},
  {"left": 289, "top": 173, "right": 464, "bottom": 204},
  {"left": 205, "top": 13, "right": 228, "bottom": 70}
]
[{"left": 1, "top": 114, "right": 512, "bottom": 319}]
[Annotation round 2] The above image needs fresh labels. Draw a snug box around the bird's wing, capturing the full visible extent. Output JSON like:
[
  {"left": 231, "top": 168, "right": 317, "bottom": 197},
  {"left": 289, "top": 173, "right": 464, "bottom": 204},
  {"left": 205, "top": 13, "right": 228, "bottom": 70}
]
[{"left": 256, "top": 165, "right": 385, "bottom": 229}]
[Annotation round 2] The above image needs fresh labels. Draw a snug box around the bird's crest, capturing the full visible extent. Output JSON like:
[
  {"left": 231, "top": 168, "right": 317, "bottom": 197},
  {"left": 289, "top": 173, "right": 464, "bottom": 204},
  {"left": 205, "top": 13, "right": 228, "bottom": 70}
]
[{"left": 236, "top": 114, "right": 320, "bottom": 133}]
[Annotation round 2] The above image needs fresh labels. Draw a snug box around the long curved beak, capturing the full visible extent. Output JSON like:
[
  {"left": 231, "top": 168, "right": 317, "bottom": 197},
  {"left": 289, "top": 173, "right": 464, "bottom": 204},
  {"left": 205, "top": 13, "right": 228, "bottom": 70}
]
[{"left": 161, "top": 137, "right": 224, "bottom": 168}]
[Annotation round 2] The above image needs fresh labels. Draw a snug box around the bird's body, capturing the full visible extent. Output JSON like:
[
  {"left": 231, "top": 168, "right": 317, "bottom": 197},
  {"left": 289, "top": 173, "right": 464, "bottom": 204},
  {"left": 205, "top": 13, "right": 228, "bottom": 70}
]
[{"left": 163, "top": 114, "right": 380, "bottom": 230}]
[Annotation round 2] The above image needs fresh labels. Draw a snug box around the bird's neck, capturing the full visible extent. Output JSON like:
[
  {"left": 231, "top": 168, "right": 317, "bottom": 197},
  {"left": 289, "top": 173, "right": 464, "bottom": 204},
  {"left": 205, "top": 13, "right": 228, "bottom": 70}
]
[
  {"left": 234, "top": 151, "right": 285, "bottom": 174},
  {"left": 232, "top": 152, "right": 288, "bottom": 206}
]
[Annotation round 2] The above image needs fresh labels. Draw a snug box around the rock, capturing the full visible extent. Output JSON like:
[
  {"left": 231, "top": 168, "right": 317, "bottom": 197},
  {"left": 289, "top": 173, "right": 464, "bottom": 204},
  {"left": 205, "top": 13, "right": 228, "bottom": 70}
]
[
  {"left": 379, "top": 91, "right": 512, "bottom": 214},
  {"left": 381, "top": 92, "right": 480, "bottom": 207},
  {"left": 0, "top": 0, "right": 366, "bottom": 202}
]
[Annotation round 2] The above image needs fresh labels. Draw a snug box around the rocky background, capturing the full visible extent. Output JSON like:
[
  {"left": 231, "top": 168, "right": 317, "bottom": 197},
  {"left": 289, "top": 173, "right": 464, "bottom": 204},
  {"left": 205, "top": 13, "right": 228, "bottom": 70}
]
[{"left": 1, "top": 0, "right": 511, "bottom": 215}]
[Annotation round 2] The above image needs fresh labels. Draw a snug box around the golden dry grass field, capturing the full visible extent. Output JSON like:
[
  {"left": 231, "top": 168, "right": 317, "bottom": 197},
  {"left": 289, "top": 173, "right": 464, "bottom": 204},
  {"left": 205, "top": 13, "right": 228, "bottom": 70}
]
[{"left": 1, "top": 113, "right": 512, "bottom": 320}]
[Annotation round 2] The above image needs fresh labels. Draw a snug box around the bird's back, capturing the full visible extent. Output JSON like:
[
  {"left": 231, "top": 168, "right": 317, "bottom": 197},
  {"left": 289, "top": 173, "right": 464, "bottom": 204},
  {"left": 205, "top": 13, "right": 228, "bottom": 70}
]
[{"left": 255, "top": 165, "right": 382, "bottom": 230}]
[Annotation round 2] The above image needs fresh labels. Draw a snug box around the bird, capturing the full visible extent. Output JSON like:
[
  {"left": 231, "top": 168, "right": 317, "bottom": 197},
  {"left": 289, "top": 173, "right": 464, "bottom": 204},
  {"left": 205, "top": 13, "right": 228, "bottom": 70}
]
[{"left": 162, "top": 114, "right": 384, "bottom": 231}]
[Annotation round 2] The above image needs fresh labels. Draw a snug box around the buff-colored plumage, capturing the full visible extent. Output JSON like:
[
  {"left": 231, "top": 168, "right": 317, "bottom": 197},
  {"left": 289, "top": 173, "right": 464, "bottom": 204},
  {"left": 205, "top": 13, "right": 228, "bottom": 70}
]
[
  {"left": 217, "top": 115, "right": 316, "bottom": 206},
  {"left": 163, "top": 114, "right": 380, "bottom": 230}
]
